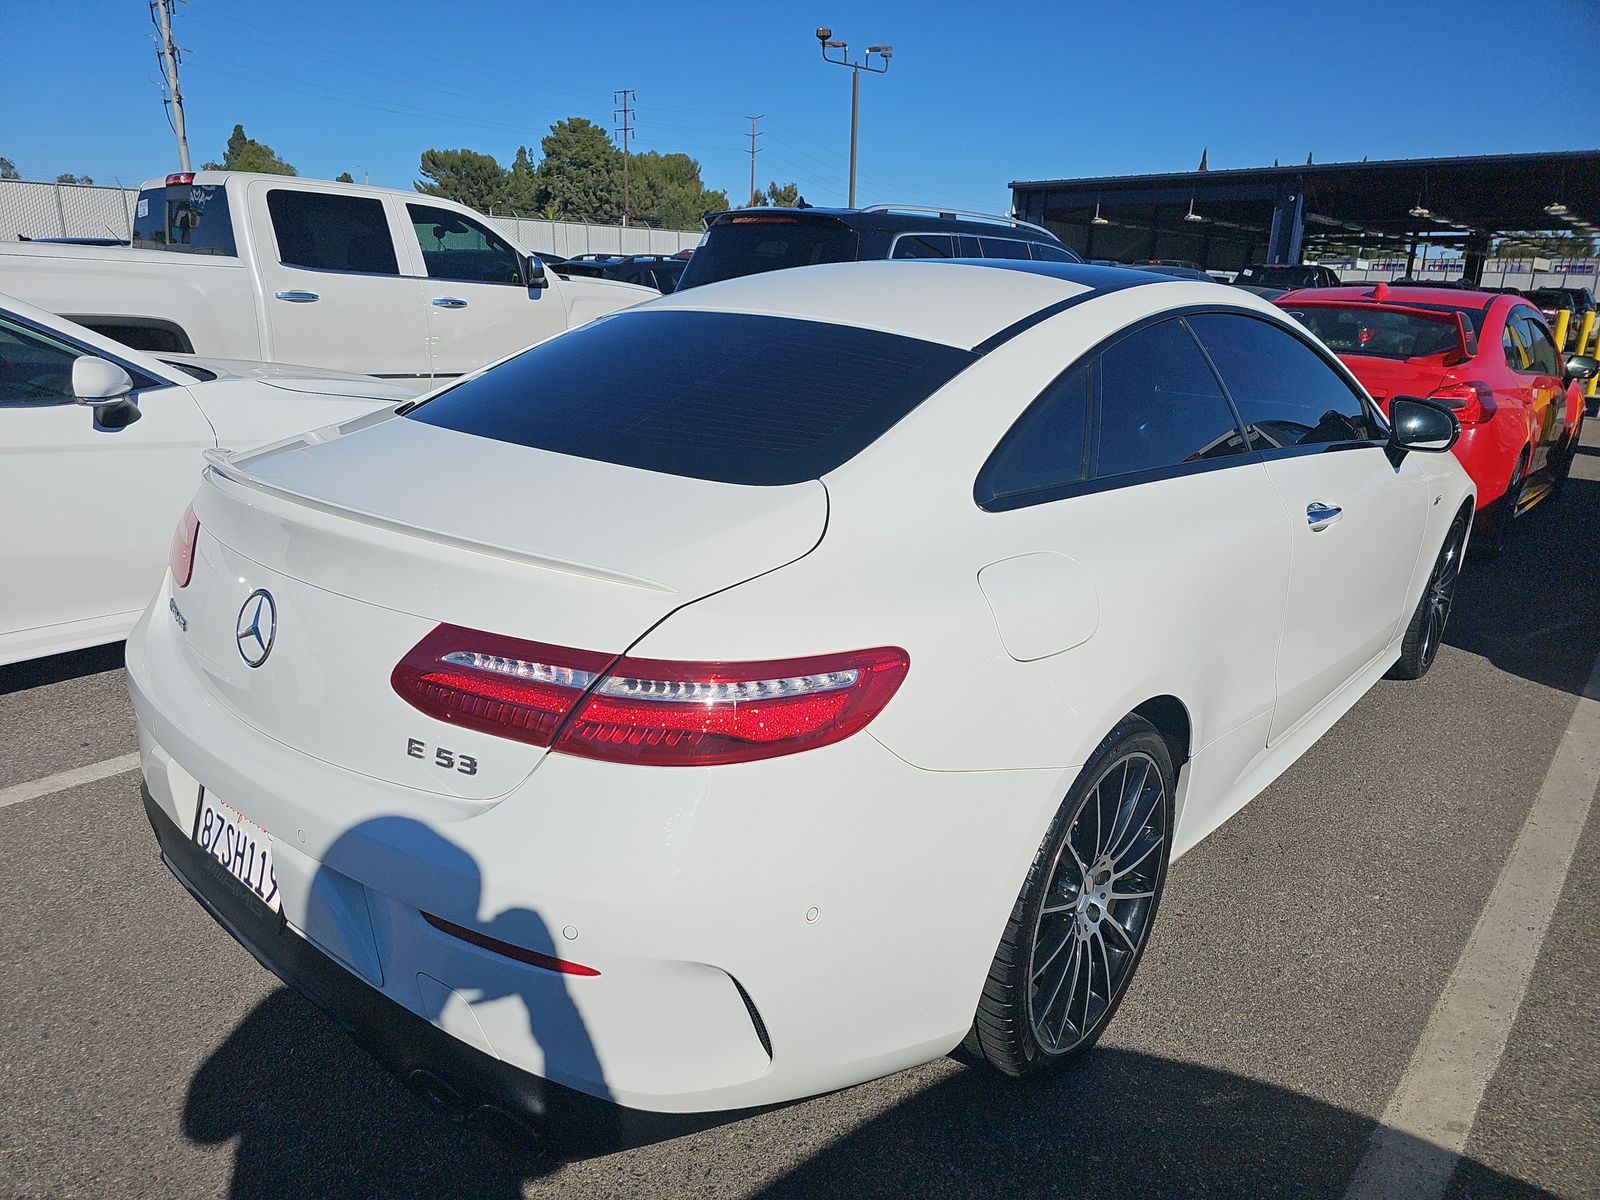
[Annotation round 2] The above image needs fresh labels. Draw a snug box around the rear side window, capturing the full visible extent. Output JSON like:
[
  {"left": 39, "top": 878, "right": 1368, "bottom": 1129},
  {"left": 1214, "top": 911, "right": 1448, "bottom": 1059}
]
[
  {"left": 1093, "top": 319, "right": 1248, "bottom": 478},
  {"left": 268, "top": 190, "right": 399, "bottom": 275},
  {"left": 1513, "top": 311, "right": 1562, "bottom": 375},
  {"left": 976, "top": 363, "right": 1089, "bottom": 505},
  {"left": 408, "top": 203, "right": 523, "bottom": 285},
  {"left": 131, "top": 183, "right": 236, "bottom": 256},
  {"left": 678, "top": 218, "right": 858, "bottom": 289},
  {"left": 892, "top": 233, "right": 958, "bottom": 259},
  {"left": 1189, "top": 312, "right": 1379, "bottom": 449},
  {"left": 977, "top": 237, "right": 1033, "bottom": 261},
  {"left": 405, "top": 311, "right": 975, "bottom": 485},
  {"left": 1030, "top": 243, "right": 1078, "bottom": 262}
]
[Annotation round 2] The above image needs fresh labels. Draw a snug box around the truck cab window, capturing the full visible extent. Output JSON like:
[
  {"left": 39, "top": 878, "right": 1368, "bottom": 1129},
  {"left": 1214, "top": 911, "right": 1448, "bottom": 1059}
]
[
  {"left": 267, "top": 190, "right": 400, "bottom": 275},
  {"left": 407, "top": 205, "right": 524, "bottom": 285}
]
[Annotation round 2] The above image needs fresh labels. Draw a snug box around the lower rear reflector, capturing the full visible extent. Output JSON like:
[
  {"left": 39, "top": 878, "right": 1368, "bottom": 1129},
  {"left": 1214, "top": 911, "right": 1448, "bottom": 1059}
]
[{"left": 422, "top": 911, "right": 600, "bottom": 976}]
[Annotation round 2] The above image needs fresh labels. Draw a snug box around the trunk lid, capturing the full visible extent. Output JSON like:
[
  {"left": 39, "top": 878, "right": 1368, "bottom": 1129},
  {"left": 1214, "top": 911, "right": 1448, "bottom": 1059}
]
[
  {"left": 1336, "top": 353, "right": 1454, "bottom": 405},
  {"left": 175, "top": 414, "right": 827, "bottom": 800}
]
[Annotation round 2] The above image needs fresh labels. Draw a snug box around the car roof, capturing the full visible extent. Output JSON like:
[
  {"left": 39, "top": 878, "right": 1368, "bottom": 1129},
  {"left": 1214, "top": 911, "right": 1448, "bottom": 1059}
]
[
  {"left": 1277, "top": 284, "right": 1504, "bottom": 310},
  {"left": 708, "top": 205, "right": 1060, "bottom": 242},
  {"left": 642, "top": 259, "right": 1263, "bottom": 352}
]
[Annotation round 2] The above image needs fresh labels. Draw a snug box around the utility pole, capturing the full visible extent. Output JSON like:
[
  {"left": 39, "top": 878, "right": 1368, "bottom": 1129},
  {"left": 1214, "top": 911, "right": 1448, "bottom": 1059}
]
[
  {"left": 150, "top": 1, "right": 191, "bottom": 172},
  {"left": 746, "top": 115, "right": 764, "bottom": 206},
  {"left": 815, "top": 29, "right": 893, "bottom": 208},
  {"left": 613, "top": 89, "right": 636, "bottom": 227}
]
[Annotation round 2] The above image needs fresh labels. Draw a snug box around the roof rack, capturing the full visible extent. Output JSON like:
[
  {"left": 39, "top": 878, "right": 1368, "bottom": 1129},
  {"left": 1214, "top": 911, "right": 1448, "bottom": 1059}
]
[{"left": 856, "top": 203, "right": 1056, "bottom": 239}]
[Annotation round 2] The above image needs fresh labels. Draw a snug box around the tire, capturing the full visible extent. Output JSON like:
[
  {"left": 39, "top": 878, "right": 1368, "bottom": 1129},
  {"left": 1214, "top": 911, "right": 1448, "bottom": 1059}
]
[
  {"left": 1388, "top": 507, "right": 1470, "bottom": 681},
  {"left": 1480, "top": 451, "right": 1527, "bottom": 556},
  {"left": 965, "top": 715, "right": 1175, "bottom": 1077},
  {"left": 1551, "top": 414, "right": 1583, "bottom": 501}
]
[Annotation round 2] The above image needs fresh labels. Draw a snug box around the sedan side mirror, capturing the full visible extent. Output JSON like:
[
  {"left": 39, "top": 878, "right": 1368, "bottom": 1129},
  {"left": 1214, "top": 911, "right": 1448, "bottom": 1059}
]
[
  {"left": 523, "top": 254, "right": 548, "bottom": 290},
  {"left": 1388, "top": 396, "right": 1459, "bottom": 454},
  {"left": 71, "top": 356, "right": 142, "bottom": 430},
  {"left": 1564, "top": 353, "right": 1599, "bottom": 382}
]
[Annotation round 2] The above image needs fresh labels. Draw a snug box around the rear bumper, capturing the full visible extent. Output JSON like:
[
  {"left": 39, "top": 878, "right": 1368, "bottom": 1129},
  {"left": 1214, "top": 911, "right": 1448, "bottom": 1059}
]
[{"left": 142, "top": 785, "right": 724, "bottom": 1154}]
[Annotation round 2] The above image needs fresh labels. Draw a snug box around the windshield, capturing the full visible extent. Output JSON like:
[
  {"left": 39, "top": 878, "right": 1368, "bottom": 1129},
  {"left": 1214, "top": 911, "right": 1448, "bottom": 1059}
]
[
  {"left": 406, "top": 310, "right": 974, "bottom": 485},
  {"left": 1282, "top": 306, "right": 1464, "bottom": 359},
  {"left": 1237, "top": 265, "right": 1319, "bottom": 288},
  {"left": 677, "top": 217, "right": 858, "bottom": 289}
]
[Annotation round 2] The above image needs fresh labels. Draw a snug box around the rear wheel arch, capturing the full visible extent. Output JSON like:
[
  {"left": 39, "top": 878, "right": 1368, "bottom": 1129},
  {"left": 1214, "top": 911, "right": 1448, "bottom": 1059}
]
[{"left": 1130, "top": 694, "right": 1192, "bottom": 770}]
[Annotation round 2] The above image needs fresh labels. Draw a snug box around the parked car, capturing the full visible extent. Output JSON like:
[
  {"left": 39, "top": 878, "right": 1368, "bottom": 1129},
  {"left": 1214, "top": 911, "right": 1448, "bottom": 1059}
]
[
  {"left": 0, "top": 291, "right": 420, "bottom": 666},
  {"left": 1124, "top": 261, "right": 1216, "bottom": 282},
  {"left": 0, "top": 172, "right": 653, "bottom": 381},
  {"left": 1276, "top": 282, "right": 1593, "bottom": 551},
  {"left": 1234, "top": 262, "right": 1341, "bottom": 292},
  {"left": 675, "top": 204, "right": 1080, "bottom": 289},
  {"left": 555, "top": 253, "right": 686, "bottom": 292},
  {"left": 1523, "top": 287, "right": 1598, "bottom": 344},
  {"left": 129, "top": 260, "right": 1472, "bottom": 1143}
]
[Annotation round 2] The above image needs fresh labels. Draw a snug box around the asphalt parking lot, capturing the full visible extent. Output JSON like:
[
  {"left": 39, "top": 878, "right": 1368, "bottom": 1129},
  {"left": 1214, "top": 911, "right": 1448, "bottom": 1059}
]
[{"left": 3, "top": 431, "right": 1598, "bottom": 1200}]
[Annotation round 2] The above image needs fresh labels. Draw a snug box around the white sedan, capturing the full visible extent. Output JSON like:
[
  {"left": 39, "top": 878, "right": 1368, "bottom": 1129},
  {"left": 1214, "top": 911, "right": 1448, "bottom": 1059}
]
[
  {"left": 0, "top": 292, "right": 420, "bottom": 666},
  {"left": 126, "top": 261, "right": 1473, "bottom": 1143}
]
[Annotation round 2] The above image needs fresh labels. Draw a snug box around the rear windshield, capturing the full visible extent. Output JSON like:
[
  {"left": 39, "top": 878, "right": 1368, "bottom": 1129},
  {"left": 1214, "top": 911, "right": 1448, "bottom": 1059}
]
[
  {"left": 131, "top": 183, "right": 236, "bottom": 256},
  {"left": 677, "top": 217, "right": 858, "bottom": 289},
  {"left": 1282, "top": 306, "right": 1462, "bottom": 359},
  {"left": 404, "top": 310, "right": 975, "bottom": 485}
]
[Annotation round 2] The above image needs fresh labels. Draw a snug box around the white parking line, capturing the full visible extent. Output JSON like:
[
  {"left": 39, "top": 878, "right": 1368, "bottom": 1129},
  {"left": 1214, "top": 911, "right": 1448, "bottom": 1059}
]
[
  {"left": 1343, "top": 652, "right": 1600, "bottom": 1200},
  {"left": 0, "top": 753, "right": 141, "bottom": 811}
]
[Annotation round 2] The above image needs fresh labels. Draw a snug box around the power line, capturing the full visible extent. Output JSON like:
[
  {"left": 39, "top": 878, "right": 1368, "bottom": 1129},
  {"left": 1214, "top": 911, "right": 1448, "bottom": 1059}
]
[
  {"left": 613, "top": 90, "right": 636, "bottom": 227},
  {"left": 149, "top": 0, "right": 190, "bottom": 171},
  {"left": 746, "top": 115, "right": 764, "bottom": 206}
]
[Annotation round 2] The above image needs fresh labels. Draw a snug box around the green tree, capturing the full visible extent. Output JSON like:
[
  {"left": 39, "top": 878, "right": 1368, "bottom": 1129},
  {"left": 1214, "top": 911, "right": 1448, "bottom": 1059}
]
[
  {"left": 763, "top": 180, "right": 800, "bottom": 207},
  {"left": 414, "top": 148, "right": 510, "bottom": 211},
  {"left": 56, "top": 173, "right": 94, "bottom": 185},
  {"left": 203, "top": 125, "right": 297, "bottom": 175},
  {"left": 0, "top": 156, "right": 20, "bottom": 180},
  {"left": 627, "top": 151, "right": 728, "bottom": 228},
  {"left": 505, "top": 145, "right": 539, "bottom": 213},
  {"left": 334, "top": 171, "right": 354, "bottom": 183},
  {"left": 532, "top": 118, "right": 622, "bottom": 223}
]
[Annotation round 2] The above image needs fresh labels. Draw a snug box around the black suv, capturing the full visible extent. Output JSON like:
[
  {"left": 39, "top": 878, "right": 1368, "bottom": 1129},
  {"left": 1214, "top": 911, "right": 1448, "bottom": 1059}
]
[
  {"left": 554, "top": 253, "right": 687, "bottom": 293},
  {"left": 676, "top": 204, "right": 1079, "bottom": 290},
  {"left": 1233, "top": 262, "right": 1342, "bottom": 291}
]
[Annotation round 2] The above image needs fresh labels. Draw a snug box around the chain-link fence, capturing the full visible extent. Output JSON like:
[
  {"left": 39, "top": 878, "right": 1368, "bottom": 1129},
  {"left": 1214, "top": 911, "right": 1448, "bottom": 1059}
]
[{"left": 0, "top": 179, "right": 703, "bottom": 256}]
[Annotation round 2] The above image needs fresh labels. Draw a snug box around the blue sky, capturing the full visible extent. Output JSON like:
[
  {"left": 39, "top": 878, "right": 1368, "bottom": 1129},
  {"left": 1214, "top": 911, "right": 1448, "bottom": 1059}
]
[{"left": 5, "top": 0, "right": 1598, "bottom": 216}]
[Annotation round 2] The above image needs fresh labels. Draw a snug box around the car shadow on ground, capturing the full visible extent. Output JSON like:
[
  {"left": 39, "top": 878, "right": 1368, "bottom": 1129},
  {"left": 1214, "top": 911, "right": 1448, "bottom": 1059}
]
[
  {"left": 1445, "top": 475, "right": 1600, "bottom": 698},
  {"left": 0, "top": 640, "right": 125, "bottom": 694}
]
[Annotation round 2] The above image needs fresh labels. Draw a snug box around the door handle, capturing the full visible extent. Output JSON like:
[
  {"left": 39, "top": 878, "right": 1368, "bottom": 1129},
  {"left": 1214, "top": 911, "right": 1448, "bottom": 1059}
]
[
  {"left": 432, "top": 297, "right": 469, "bottom": 308},
  {"left": 273, "top": 290, "right": 319, "bottom": 303},
  {"left": 1306, "top": 501, "right": 1343, "bottom": 530}
]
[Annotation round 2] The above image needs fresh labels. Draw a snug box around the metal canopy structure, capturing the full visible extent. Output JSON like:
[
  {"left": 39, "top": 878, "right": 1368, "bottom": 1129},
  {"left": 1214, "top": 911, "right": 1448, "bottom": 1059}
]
[{"left": 1011, "top": 150, "right": 1600, "bottom": 280}]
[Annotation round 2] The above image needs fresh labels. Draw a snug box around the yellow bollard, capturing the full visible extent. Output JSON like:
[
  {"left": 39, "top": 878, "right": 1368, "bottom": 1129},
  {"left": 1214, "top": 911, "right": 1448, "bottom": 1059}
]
[
  {"left": 1553, "top": 308, "right": 1572, "bottom": 352},
  {"left": 1576, "top": 311, "right": 1598, "bottom": 359}
]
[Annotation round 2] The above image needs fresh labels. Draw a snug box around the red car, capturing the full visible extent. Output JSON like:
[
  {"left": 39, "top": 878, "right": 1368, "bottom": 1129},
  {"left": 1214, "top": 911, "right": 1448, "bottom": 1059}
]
[{"left": 1276, "top": 284, "right": 1593, "bottom": 549}]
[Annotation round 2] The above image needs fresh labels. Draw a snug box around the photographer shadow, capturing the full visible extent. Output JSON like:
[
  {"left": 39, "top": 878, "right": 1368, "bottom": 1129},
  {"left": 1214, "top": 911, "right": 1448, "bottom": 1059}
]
[{"left": 182, "top": 815, "right": 606, "bottom": 1198}]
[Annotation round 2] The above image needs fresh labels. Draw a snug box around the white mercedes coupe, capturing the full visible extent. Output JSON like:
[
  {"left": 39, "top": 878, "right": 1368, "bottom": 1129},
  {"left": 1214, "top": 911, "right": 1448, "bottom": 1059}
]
[
  {"left": 0, "top": 293, "right": 419, "bottom": 666},
  {"left": 126, "top": 261, "right": 1474, "bottom": 1146}
]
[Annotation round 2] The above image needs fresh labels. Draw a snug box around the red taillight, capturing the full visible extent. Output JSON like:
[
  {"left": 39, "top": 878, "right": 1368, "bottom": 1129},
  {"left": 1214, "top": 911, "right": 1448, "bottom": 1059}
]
[
  {"left": 168, "top": 505, "right": 199, "bottom": 587},
  {"left": 166, "top": 172, "right": 195, "bottom": 186},
  {"left": 730, "top": 214, "right": 800, "bottom": 224},
  {"left": 391, "top": 625, "right": 909, "bottom": 766},
  {"left": 391, "top": 625, "right": 613, "bottom": 747},
  {"left": 1427, "top": 381, "right": 1493, "bottom": 425}
]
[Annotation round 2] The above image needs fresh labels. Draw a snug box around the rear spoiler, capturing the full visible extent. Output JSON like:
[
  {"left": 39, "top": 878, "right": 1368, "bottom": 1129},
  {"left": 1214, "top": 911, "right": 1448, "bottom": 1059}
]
[{"left": 1278, "top": 298, "right": 1477, "bottom": 362}]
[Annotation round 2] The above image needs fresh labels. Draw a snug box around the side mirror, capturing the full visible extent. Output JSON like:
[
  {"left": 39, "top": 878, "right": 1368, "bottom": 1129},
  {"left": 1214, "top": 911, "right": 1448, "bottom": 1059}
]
[
  {"left": 1388, "top": 396, "right": 1459, "bottom": 454},
  {"left": 523, "top": 254, "right": 548, "bottom": 290},
  {"left": 71, "top": 356, "right": 142, "bottom": 430},
  {"left": 1564, "top": 353, "right": 1599, "bottom": 382},
  {"left": 72, "top": 356, "right": 133, "bottom": 403}
]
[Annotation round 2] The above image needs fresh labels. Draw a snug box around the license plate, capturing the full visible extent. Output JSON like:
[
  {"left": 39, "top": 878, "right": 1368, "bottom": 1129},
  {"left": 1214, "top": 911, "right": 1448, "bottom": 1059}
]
[{"left": 193, "top": 791, "right": 281, "bottom": 912}]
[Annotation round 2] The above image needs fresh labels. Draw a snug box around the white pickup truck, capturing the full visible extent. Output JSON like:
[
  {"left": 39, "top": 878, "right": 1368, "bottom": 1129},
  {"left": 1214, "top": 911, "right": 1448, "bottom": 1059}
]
[{"left": 0, "top": 171, "right": 653, "bottom": 380}]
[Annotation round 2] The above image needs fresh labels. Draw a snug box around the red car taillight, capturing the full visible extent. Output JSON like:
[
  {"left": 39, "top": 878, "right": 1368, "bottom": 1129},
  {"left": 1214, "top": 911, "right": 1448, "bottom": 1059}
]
[
  {"left": 1428, "top": 381, "right": 1494, "bottom": 425},
  {"left": 391, "top": 624, "right": 909, "bottom": 766},
  {"left": 168, "top": 505, "right": 199, "bottom": 587}
]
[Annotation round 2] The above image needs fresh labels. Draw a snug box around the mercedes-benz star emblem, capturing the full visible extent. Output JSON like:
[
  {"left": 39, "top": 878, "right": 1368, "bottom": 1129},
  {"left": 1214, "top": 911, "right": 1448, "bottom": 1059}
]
[{"left": 235, "top": 589, "right": 277, "bottom": 668}]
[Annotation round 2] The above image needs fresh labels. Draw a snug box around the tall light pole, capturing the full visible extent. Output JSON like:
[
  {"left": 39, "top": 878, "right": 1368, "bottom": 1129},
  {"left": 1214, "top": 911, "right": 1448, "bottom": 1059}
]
[
  {"left": 149, "top": 0, "right": 191, "bottom": 172},
  {"left": 815, "top": 28, "right": 892, "bottom": 208}
]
